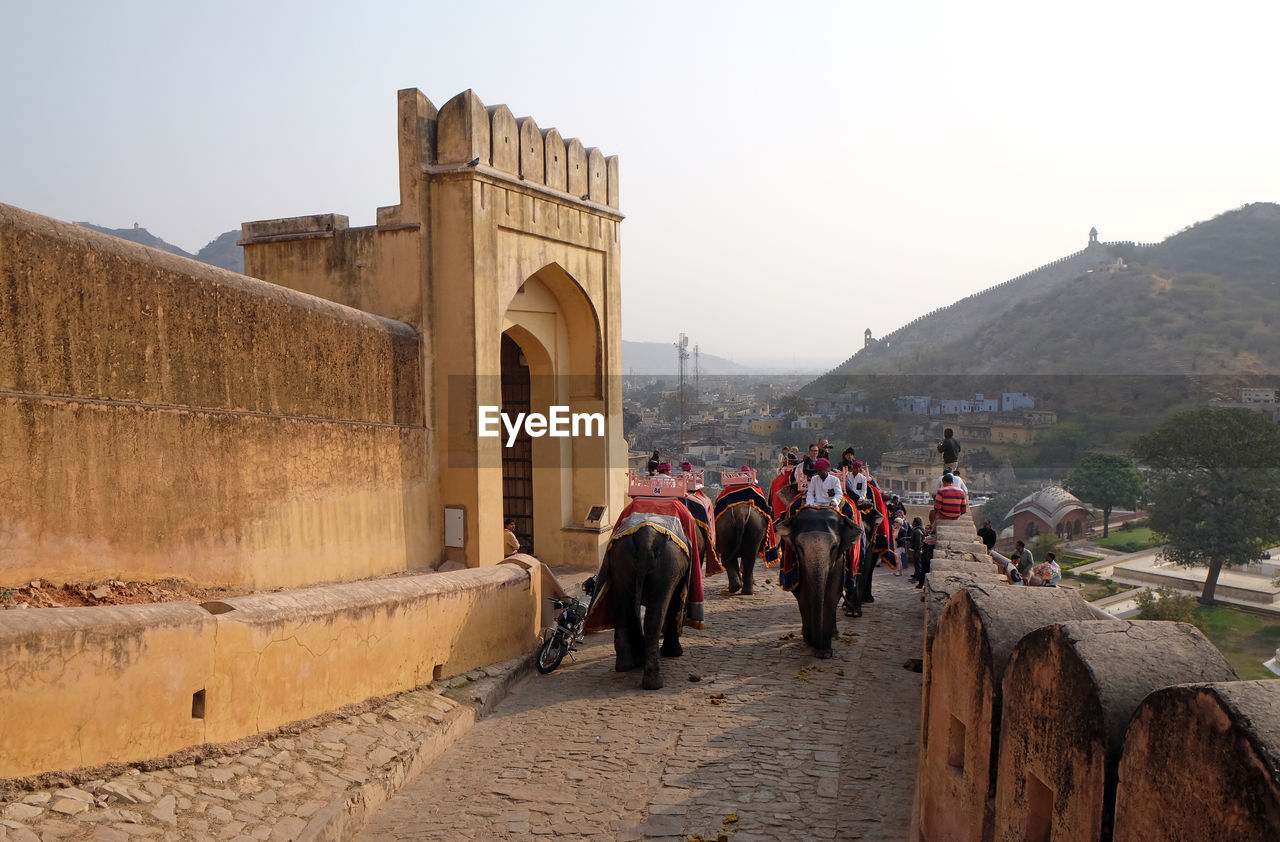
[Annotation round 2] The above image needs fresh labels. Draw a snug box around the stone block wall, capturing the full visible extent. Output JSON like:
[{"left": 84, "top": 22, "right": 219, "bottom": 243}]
[
  {"left": 0, "top": 203, "right": 429, "bottom": 590},
  {"left": 914, "top": 514, "right": 1279, "bottom": 841}
]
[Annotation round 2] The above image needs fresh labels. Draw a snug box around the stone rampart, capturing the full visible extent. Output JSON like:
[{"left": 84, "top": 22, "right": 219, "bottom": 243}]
[
  {"left": 0, "top": 203, "right": 429, "bottom": 590},
  {"left": 915, "top": 514, "right": 1280, "bottom": 841},
  {"left": 0, "top": 563, "right": 540, "bottom": 779},
  {"left": 1114, "top": 680, "right": 1280, "bottom": 841}
]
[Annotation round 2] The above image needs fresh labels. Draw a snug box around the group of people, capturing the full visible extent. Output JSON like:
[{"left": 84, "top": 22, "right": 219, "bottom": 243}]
[{"left": 640, "top": 435, "right": 1062, "bottom": 594}]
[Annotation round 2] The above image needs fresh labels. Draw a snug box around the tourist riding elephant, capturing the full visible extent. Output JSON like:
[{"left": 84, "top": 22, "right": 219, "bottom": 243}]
[
  {"left": 775, "top": 506, "right": 862, "bottom": 658},
  {"left": 600, "top": 525, "right": 692, "bottom": 690},
  {"left": 715, "top": 499, "right": 771, "bottom": 595}
]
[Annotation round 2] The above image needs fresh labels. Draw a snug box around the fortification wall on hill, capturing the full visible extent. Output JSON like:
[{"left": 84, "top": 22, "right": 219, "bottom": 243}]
[
  {"left": 834, "top": 244, "right": 1118, "bottom": 373},
  {"left": 0, "top": 203, "right": 430, "bottom": 590}
]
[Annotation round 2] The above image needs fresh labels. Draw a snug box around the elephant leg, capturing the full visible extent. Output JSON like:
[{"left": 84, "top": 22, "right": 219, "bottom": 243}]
[
  {"left": 740, "top": 519, "right": 766, "bottom": 595},
  {"left": 642, "top": 593, "right": 676, "bottom": 690},
  {"left": 813, "top": 561, "right": 844, "bottom": 658},
  {"left": 795, "top": 587, "right": 813, "bottom": 646},
  {"left": 724, "top": 555, "right": 743, "bottom": 594},
  {"left": 612, "top": 582, "right": 643, "bottom": 672},
  {"left": 659, "top": 583, "right": 685, "bottom": 659}
]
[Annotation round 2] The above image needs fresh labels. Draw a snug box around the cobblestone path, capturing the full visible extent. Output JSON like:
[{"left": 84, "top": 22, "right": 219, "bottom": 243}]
[{"left": 357, "top": 568, "right": 924, "bottom": 841}]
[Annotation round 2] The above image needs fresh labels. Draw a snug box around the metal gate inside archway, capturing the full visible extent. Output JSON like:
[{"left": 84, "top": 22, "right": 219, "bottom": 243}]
[{"left": 500, "top": 333, "right": 533, "bottom": 554}]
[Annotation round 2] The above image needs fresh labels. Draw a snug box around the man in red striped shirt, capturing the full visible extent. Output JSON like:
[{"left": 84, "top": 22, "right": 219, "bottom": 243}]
[{"left": 930, "top": 474, "right": 967, "bottom": 525}]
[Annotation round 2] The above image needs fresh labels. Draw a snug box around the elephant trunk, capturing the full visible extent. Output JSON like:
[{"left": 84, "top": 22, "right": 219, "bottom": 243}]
[{"left": 804, "top": 556, "right": 836, "bottom": 656}]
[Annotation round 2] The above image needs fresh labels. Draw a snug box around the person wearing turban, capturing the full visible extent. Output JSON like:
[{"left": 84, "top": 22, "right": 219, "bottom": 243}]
[
  {"left": 845, "top": 460, "right": 869, "bottom": 503},
  {"left": 657, "top": 462, "right": 672, "bottom": 474},
  {"left": 804, "top": 457, "right": 844, "bottom": 508},
  {"left": 679, "top": 461, "right": 693, "bottom": 472}
]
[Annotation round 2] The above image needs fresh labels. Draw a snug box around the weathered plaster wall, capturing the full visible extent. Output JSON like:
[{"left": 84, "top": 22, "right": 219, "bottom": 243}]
[
  {"left": 914, "top": 514, "right": 1280, "bottom": 842},
  {"left": 0, "top": 564, "right": 539, "bottom": 779},
  {"left": 0, "top": 203, "right": 429, "bottom": 589}
]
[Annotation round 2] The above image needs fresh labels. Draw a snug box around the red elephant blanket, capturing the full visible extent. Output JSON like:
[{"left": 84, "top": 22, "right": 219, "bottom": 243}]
[{"left": 584, "top": 497, "right": 705, "bottom": 633}]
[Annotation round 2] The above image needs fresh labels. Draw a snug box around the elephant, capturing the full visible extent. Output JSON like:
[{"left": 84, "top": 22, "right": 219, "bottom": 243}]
[
  {"left": 602, "top": 523, "right": 692, "bottom": 690},
  {"left": 774, "top": 505, "right": 862, "bottom": 658},
  {"left": 715, "top": 497, "right": 771, "bottom": 595}
]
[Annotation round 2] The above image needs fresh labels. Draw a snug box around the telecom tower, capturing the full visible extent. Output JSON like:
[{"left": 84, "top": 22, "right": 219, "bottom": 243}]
[{"left": 675, "top": 333, "right": 689, "bottom": 446}]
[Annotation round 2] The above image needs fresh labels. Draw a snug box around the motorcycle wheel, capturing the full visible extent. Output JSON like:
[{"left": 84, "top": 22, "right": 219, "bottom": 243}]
[{"left": 536, "top": 633, "right": 569, "bottom": 674}]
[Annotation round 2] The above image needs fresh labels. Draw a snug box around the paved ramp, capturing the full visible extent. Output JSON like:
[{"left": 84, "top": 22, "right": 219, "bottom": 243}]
[{"left": 356, "top": 568, "right": 923, "bottom": 841}]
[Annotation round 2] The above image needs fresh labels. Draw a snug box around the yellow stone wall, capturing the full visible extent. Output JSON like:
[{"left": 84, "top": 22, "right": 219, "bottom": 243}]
[
  {"left": 0, "top": 565, "right": 540, "bottom": 779},
  {"left": 0, "top": 204, "right": 430, "bottom": 590}
]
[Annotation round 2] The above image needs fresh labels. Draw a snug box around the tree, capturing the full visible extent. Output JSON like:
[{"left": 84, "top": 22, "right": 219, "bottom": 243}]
[
  {"left": 1132, "top": 408, "right": 1280, "bottom": 605},
  {"left": 775, "top": 395, "right": 812, "bottom": 418},
  {"left": 1133, "top": 587, "right": 1199, "bottom": 625},
  {"left": 836, "top": 418, "right": 899, "bottom": 468},
  {"left": 1064, "top": 453, "right": 1144, "bottom": 538}
]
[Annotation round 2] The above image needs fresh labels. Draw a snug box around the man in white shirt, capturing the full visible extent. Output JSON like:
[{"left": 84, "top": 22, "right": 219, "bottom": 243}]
[
  {"left": 933, "top": 470, "right": 968, "bottom": 500},
  {"left": 846, "top": 460, "right": 868, "bottom": 503},
  {"left": 805, "top": 458, "right": 844, "bottom": 508}
]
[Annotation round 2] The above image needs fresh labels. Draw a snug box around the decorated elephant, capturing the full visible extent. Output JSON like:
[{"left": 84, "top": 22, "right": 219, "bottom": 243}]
[
  {"left": 774, "top": 504, "right": 863, "bottom": 658},
  {"left": 585, "top": 497, "right": 704, "bottom": 690},
  {"left": 713, "top": 484, "right": 777, "bottom": 595}
]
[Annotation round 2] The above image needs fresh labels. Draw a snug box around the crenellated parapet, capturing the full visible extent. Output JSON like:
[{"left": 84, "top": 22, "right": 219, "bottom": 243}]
[{"left": 384, "top": 88, "right": 619, "bottom": 220}]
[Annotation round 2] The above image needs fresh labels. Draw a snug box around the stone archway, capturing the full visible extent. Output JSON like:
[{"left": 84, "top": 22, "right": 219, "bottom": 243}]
[{"left": 501, "top": 264, "right": 612, "bottom": 568}]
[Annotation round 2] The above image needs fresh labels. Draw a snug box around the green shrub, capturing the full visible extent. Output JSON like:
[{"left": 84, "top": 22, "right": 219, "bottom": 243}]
[{"left": 1134, "top": 587, "right": 1200, "bottom": 626}]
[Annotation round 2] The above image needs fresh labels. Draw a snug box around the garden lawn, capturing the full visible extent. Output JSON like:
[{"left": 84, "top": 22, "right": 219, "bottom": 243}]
[
  {"left": 1191, "top": 604, "right": 1280, "bottom": 681},
  {"left": 1061, "top": 572, "right": 1133, "bottom": 602},
  {"left": 1093, "top": 527, "right": 1162, "bottom": 553},
  {"left": 1060, "top": 552, "right": 1101, "bottom": 571}
]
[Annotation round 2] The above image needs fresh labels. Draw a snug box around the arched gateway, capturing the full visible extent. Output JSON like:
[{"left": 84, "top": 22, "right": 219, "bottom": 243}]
[{"left": 242, "top": 89, "right": 626, "bottom": 570}]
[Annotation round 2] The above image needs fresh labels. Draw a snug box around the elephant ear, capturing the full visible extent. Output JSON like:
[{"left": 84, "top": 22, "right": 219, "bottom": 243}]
[{"left": 775, "top": 484, "right": 798, "bottom": 509}]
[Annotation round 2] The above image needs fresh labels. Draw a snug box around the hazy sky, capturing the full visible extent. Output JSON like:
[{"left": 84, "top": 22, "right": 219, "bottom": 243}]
[{"left": 3, "top": 1, "right": 1277, "bottom": 369}]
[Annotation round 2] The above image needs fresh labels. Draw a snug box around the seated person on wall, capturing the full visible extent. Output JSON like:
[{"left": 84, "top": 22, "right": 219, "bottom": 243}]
[
  {"left": 933, "top": 470, "right": 967, "bottom": 500},
  {"left": 928, "top": 474, "right": 967, "bottom": 525},
  {"left": 804, "top": 458, "right": 844, "bottom": 509},
  {"left": 1008, "top": 540, "right": 1035, "bottom": 579},
  {"left": 504, "top": 518, "right": 520, "bottom": 557},
  {"left": 1029, "top": 552, "right": 1061, "bottom": 587},
  {"left": 991, "top": 551, "right": 1025, "bottom": 585}
]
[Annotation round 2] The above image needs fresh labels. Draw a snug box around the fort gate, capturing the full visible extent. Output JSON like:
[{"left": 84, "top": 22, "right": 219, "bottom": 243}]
[{"left": 242, "top": 89, "right": 626, "bottom": 571}]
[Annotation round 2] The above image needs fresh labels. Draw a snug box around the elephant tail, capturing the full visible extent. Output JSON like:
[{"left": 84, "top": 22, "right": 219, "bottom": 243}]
[{"left": 628, "top": 526, "right": 670, "bottom": 613}]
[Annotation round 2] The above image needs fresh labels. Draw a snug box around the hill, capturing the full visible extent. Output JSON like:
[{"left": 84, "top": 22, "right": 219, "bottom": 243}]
[
  {"left": 622, "top": 341, "right": 753, "bottom": 375},
  {"left": 823, "top": 203, "right": 1280, "bottom": 380},
  {"left": 74, "top": 222, "right": 243, "bottom": 274}
]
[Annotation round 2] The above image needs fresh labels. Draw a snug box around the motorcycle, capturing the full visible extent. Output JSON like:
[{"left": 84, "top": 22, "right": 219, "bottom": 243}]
[{"left": 536, "top": 576, "right": 595, "bottom": 674}]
